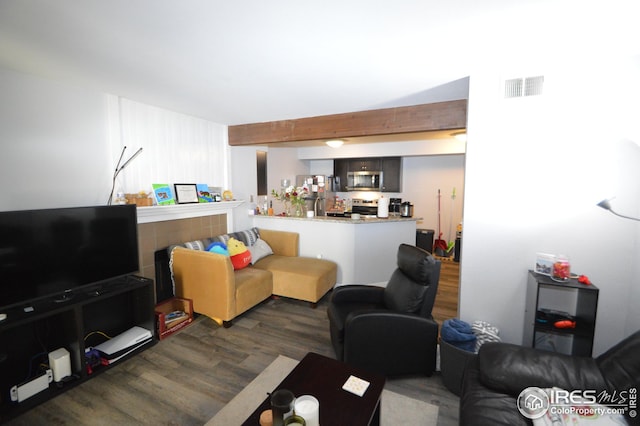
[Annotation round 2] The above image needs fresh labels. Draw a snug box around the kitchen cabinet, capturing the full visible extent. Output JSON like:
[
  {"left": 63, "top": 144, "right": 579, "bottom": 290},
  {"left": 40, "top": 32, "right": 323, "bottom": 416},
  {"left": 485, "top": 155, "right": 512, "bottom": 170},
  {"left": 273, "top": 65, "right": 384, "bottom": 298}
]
[
  {"left": 333, "top": 159, "right": 349, "bottom": 191},
  {"left": 350, "top": 158, "right": 381, "bottom": 171},
  {"left": 381, "top": 157, "right": 402, "bottom": 192},
  {"left": 333, "top": 157, "right": 402, "bottom": 192},
  {"left": 523, "top": 271, "right": 598, "bottom": 357}
]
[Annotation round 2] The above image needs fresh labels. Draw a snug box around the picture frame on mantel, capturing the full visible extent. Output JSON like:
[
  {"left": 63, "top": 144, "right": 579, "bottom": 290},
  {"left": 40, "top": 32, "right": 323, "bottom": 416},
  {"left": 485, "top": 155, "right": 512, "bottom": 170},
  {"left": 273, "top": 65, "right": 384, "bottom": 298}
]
[
  {"left": 174, "top": 183, "right": 199, "bottom": 204},
  {"left": 152, "top": 183, "right": 175, "bottom": 206}
]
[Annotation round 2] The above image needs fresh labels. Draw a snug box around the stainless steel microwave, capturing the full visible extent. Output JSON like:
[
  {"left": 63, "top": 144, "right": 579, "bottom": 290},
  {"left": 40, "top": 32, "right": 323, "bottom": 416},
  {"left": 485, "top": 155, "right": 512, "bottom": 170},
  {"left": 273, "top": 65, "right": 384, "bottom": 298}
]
[{"left": 346, "top": 171, "right": 383, "bottom": 191}]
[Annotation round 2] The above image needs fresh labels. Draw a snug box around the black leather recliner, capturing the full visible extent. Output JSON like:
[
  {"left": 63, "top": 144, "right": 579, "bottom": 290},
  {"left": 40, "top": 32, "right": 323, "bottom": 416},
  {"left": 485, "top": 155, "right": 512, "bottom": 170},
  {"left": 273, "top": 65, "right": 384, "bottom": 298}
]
[
  {"left": 327, "top": 244, "right": 441, "bottom": 376},
  {"left": 459, "top": 330, "right": 640, "bottom": 425}
]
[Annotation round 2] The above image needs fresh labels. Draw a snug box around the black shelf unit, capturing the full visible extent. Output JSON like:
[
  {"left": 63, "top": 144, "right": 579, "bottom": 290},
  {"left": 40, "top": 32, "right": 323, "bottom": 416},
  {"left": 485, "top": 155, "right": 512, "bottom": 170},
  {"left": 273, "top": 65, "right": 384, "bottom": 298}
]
[
  {"left": 0, "top": 275, "right": 156, "bottom": 423},
  {"left": 523, "top": 270, "right": 598, "bottom": 356}
]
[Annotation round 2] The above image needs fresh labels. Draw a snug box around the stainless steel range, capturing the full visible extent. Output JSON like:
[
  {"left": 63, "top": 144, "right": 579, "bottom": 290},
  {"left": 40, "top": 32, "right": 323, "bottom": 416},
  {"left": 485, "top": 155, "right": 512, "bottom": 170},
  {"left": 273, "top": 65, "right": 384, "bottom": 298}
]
[{"left": 351, "top": 198, "right": 378, "bottom": 218}]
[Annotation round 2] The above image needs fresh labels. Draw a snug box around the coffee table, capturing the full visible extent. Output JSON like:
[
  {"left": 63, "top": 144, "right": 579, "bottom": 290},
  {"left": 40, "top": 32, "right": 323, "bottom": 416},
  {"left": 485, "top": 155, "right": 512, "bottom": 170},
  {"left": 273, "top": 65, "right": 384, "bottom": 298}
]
[{"left": 242, "top": 352, "right": 386, "bottom": 425}]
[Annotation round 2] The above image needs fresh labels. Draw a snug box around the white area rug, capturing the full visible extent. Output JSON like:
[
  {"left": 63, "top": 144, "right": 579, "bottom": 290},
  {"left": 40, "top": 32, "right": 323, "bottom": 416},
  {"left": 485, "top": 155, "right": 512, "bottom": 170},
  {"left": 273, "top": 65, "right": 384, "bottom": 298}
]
[{"left": 207, "top": 355, "right": 439, "bottom": 425}]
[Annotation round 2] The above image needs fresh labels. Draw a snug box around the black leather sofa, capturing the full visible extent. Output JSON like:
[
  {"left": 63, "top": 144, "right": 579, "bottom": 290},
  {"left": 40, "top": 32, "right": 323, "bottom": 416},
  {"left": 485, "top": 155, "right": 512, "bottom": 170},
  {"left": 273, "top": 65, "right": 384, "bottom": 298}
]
[{"left": 459, "top": 330, "right": 640, "bottom": 425}]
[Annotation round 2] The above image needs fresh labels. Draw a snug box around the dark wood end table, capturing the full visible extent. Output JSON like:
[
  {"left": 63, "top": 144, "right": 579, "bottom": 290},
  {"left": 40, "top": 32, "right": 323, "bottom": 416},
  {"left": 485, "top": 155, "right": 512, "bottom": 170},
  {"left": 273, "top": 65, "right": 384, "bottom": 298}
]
[{"left": 242, "top": 352, "right": 386, "bottom": 425}]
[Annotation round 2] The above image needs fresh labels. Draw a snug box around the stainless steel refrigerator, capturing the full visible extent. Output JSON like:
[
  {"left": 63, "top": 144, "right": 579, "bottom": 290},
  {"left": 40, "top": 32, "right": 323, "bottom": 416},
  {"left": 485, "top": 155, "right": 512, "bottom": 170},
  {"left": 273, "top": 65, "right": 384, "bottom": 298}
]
[{"left": 295, "top": 175, "right": 335, "bottom": 216}]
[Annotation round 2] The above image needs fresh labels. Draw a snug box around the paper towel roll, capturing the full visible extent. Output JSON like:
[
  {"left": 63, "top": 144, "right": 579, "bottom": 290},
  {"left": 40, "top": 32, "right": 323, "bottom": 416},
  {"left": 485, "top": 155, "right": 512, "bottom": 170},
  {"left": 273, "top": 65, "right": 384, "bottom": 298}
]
[{"left": 377, "top": 196, "right": 389, "bottom": 218}]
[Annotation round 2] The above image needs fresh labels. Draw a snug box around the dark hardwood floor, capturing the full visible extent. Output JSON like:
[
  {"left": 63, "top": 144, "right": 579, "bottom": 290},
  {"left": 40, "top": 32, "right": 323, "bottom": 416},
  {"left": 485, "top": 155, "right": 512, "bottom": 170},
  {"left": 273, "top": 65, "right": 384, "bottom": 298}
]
[
  {"left": 433, "top": 258, "right": 460, "bottom": 327},
  {"left": 6, "top": 264, "right": 461, "bottom": 426}
]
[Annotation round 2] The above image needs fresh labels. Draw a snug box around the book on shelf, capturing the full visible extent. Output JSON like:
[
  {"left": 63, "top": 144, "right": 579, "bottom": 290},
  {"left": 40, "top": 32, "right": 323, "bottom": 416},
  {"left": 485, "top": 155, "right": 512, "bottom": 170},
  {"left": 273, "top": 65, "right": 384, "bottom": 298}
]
[{"left": 164, "top": 311, "right": 188, "bottom": 326}]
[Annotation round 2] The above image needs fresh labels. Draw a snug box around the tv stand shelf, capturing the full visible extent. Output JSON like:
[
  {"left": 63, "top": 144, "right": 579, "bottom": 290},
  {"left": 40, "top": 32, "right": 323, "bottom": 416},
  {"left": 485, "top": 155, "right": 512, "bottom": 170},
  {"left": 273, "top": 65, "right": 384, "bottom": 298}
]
[{"left": 0, "top": 275, "right": 156, "bottom": 422}]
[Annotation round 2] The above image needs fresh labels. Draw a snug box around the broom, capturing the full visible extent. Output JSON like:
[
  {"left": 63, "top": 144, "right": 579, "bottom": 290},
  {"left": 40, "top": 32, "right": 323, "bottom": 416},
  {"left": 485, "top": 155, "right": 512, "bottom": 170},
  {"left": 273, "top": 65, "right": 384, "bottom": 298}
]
[
  {"left": 434, "top": 189, "right": 448, "bottom": 253},
  {"left": 447, "top": 188, "right": 456, "bottom": 253}
]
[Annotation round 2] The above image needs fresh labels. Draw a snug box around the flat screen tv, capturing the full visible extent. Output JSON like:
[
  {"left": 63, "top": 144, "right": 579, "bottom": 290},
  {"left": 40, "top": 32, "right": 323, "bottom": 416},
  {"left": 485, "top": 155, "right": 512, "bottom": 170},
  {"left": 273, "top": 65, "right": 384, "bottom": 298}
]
[{"left": 0, "top": 205, "right": 139, "bottom": 310}]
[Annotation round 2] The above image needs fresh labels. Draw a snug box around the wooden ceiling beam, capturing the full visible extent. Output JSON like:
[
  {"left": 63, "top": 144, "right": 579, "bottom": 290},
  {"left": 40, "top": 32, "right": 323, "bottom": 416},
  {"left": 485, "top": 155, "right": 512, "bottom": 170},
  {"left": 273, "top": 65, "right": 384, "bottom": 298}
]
[{"left": 227, "top": 100, "right": 467, "bottom": 146}]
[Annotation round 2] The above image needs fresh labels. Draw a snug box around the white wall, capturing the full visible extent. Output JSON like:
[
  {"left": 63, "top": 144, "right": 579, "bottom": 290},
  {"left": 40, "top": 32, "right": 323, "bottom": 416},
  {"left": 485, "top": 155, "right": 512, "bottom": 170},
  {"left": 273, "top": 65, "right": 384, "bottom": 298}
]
[
  {"left": 266, "top": 147, "right": 310, "bottom": 216},
  {"left": 4, "top": 61, "right": 638, "bottom": 356},
  {"left": 0, "top": 68, "right": 233, "bottom": 216},
  {"left": 0, "top": 68, "right": 111, "bottom": 210},
  {"left": 229, "top": 146, "right": 260, "bottom": 230},
  {"left": 461, "top": 56, "right": 640, "bottom": 355},
  {"left": 108, "top": 96, "right": 229, "bottom": 197},
  {"left": 230, "top": 145, "right": 311, "bottom": 227},
  {"left": 401, "top": 155, "right": 464, "bottom": 241},
  {"left": 269, "top": 147, "right": 310, "bottom": 194}
]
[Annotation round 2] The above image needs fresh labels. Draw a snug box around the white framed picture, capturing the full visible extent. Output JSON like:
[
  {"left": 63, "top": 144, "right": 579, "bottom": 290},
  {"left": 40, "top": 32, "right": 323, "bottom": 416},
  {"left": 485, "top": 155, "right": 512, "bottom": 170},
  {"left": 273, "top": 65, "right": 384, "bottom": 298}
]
[
  {"left": 534, "top": 253, "right": 555, "bottom": 276},
  {"left": 174, "top": 183, "right": 199, "bottom": 204},
  {"left": 152, "top": 183, "right": 175, "bottom": 206}
]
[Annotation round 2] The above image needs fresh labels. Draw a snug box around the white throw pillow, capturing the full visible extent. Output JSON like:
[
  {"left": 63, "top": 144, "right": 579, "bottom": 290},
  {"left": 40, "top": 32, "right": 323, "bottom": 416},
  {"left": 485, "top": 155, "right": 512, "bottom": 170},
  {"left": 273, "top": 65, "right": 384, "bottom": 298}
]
[{"left": 248, "top": 238, "right": 274, "bottom": 265}]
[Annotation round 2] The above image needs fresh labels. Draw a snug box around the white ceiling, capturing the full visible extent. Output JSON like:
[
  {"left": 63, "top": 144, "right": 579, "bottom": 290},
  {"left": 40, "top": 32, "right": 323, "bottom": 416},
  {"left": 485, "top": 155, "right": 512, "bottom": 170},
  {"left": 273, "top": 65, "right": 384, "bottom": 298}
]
[{"left": 0, "top": 1, "right": 638, "bottom": 126}]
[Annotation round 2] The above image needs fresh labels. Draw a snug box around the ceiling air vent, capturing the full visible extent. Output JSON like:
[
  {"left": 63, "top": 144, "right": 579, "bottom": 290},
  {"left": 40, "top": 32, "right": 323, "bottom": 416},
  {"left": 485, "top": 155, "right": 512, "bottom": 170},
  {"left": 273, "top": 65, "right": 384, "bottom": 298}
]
[
  {"left": 504, "top": 78, "right": 523, "bottom": 98},
  {"left": 504, "top": 76, "right": 544, "bottom": 98}
]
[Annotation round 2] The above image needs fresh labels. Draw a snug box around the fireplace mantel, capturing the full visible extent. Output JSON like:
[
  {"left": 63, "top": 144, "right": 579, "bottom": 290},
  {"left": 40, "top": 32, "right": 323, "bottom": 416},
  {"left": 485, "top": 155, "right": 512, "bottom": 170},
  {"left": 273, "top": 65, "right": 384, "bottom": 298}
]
[{"left": 135, "top": 200, "right": 244, "bottom": 230}]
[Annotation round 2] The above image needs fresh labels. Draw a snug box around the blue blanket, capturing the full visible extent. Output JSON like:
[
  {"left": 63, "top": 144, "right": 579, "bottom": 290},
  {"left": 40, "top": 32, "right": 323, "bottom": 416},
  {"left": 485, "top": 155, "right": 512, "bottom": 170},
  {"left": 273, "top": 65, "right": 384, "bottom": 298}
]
[{"left": 441, "top": 318, "right": 476, "bottom": 352}]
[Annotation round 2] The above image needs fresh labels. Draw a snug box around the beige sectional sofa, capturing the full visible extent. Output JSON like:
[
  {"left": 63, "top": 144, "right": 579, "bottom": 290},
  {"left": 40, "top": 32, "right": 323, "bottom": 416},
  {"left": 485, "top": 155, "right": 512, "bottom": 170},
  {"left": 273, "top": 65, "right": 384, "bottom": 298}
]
[{"left": 167, "top": 228, "right": 337, "bottom": 327}]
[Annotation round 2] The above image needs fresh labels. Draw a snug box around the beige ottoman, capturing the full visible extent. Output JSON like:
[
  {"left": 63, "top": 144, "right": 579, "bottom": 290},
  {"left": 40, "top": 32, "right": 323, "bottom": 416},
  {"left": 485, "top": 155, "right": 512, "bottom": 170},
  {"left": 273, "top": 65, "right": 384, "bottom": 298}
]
[{"left": 253, "top": 255, "right": 337, "bottom": 305}]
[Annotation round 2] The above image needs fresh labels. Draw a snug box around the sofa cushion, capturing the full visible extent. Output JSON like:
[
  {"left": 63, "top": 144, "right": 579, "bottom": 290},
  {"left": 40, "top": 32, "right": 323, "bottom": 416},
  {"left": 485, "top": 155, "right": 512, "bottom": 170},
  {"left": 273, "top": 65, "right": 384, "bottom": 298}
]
[
  {"left": 384, "top": 268, "right": 429, "bottom": 314},
  {"left": 327, "top": 299, "right": 382, "bottom": 340},
  {"left": 383, "top": 244, "right": 437, "bottom": 315},
  {"left": 168, "top": 238, "right": 212, "bottom": 257},
  {"left": 396, "top": 243, "right": 437, "bottom": 284},
  {"left": 230, "top": 250, "right": 252, "bottom": 270},
  {"left": 254, "top": 255, "right": 337, "bottom": 303},
  {"left": 234, "top": 267, "right": 273, "bottom": 316},
  {"left": 478, "top": 342, "right": 606, "bottom": 395},
  {"left": 459, "top": 367, "right": 528, "bottom": 426},
  {"left": 596, "top": 329, "right": 640, "bottom": 391},
  {"left": 248, "top": 238, "right": 274, "bottom": 265},
  {"left": 218, "top": 227, "right": 261, "bottom": 247},
  {"left": 182, "top": 240, "right": 209, "bottom": 251},
  {"left": 168, "top": 227, "right": 262, "bottom": 255}
]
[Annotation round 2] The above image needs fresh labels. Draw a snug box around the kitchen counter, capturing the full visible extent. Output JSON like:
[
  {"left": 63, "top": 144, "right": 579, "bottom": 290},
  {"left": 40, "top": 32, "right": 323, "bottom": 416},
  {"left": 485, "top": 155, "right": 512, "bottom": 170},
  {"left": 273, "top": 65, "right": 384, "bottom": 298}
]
[
  {"left": 252, "top": 215, "right": 420, "bottom": 224},
  {"left": 252, "top": 215, "right": 420, "bottom": 285}
]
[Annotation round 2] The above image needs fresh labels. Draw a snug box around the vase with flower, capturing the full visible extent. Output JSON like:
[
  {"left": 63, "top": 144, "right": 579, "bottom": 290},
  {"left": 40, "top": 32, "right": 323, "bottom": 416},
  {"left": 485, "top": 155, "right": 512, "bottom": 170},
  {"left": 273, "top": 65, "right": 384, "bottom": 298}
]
[{"left": 272, "top": 185, "right": 308, "bottom": 217}]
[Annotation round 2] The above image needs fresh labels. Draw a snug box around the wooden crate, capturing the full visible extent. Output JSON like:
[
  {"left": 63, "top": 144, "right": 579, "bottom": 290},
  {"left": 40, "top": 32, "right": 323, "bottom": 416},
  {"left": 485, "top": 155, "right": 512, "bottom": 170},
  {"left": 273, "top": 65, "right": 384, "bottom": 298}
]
[
  {"left": 125, "top": 194, "right": 153, "bottom": 206},
  {"left": 155, "top": 297, "right": 194, "bottom": 340}
]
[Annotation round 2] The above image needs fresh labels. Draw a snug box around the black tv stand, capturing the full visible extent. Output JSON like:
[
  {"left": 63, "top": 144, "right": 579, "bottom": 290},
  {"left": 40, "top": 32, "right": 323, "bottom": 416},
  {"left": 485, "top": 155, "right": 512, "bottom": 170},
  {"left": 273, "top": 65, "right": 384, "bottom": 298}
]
[
  {"left": 85, "top": 284, "right": 107, "bottom": 297},
  {"left": 0, "top": 275, "right": 156, "bottom": 423},
  {"left": 52, "top": 290, "right": 75, "bottom": 303}
]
